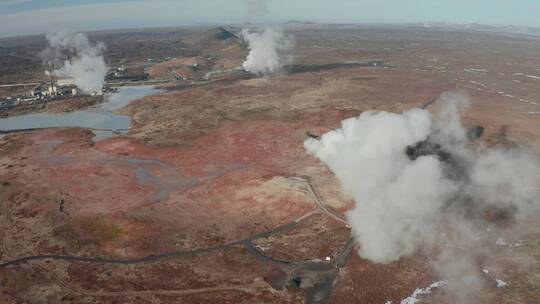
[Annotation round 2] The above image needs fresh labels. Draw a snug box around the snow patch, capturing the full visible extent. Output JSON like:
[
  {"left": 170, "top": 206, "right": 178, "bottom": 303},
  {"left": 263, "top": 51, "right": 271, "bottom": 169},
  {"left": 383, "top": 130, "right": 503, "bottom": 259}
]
[
  {"left": 464, "top": 68, "right": 488, "bottom": 73},
  {"left": 512, "top": 240, "right": 526, "bottom": 247},
  {"left": 254, "top": 243, "right": 271, "bottom": 251},
  {"left": 400, "top": 281, "right": 448, "bottom": 304}
]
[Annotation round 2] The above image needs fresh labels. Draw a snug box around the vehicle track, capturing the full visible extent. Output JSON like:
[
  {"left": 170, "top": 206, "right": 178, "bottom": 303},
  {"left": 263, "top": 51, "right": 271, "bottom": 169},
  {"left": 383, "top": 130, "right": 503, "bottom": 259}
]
[
  {"left": 0, "top": 175, "right": 356, "bottom": 304},
  {"left": 0, "top": 221, "right": 298, "bottom": 269},
  {"left": 0, "top": 175, "right": 351, "bottom": 270},
  {"left": 422, "top": 97, "right": 437, "bottom": 109}
]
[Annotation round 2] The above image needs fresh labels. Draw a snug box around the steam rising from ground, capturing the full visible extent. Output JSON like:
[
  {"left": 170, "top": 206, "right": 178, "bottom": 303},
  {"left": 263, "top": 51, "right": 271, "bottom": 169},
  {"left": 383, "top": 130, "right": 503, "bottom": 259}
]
[
  {"left": 41, "top": 30, "right": 107, "bottom": 93},
  {"left": 240, "top": 27, "right": 292, "bottom": 75},
  {"left": 305, "top": 92, "right": 539, "bottom": 301}
]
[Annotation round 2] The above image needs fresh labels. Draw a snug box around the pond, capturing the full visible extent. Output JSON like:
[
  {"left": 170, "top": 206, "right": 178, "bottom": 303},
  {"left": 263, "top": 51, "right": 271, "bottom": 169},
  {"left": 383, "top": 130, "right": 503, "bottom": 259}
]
[{"left": 0, "top": 86, "right": 161, "bottom": 140}]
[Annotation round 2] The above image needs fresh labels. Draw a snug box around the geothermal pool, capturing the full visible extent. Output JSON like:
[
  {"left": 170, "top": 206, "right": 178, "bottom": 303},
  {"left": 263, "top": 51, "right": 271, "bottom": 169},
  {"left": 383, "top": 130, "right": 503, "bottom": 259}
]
[{"left": 0, "top": 86, "right": 161, "bottom": 140}]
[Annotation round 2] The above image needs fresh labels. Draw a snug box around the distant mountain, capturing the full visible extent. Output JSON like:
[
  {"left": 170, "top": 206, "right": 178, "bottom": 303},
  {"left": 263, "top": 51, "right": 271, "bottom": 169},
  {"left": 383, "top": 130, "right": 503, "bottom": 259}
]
[
  {"left": 417, "top": 22, "right": 540, "bottom": 36},
  {"left": 213, "top": 27, "right": 237, "bottom": 40},
  {"left": 285, "top": 20, "right": 315, "bottom": 25},
  {"left": 182, "top": 27, "right": 246, "bottom": 62},
  {"left": 185, "top": 27, "right": 241, "bottom": 48}
]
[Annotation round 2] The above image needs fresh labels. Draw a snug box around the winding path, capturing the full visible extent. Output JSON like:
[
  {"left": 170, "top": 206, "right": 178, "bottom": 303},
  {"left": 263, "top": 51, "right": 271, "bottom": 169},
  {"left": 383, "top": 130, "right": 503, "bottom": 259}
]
[
  {"left": 0, "top": 175, "right": 357, "bottom": 304},
  {"left": 422, "top": 98, "right": 438, "bottom": 109},
  {"left": 0, "top": 176, "right": 351, "bottom": 270},
  {"left": 0, "top": 220, "right": 297, "bottom": 269}
]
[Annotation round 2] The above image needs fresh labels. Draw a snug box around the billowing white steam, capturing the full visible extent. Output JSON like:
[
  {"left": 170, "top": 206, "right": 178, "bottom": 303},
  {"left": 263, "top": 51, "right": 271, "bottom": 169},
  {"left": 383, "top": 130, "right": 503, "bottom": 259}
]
[
  {"left": 42, "top": 30, "right": 107, "bottom": 94},
  {"left": 240, "top": 27, "right": 292, "bottom": 75},
  {"left": 306, "top": 107, "right": 448, "bottom": 262},
  {"left": 305, "top": 92, "right": 539, "bottom": 300}
]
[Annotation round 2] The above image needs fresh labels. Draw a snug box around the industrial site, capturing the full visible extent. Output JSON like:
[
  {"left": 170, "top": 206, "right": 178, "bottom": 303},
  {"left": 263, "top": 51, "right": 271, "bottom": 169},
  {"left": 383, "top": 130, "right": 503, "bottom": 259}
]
[{"left": 0, "top": 15, "right": 540, "bottom": 304}]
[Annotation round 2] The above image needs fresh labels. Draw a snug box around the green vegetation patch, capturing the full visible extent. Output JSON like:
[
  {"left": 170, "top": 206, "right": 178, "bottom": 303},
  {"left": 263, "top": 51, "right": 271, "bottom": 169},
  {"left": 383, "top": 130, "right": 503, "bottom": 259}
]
[{"left": 77, "top": 217, "right": 122, "bottom": 245}]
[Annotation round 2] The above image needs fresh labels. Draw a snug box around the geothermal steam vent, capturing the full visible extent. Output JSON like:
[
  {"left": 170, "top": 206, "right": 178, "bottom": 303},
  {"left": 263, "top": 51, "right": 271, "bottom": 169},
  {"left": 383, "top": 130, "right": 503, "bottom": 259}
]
[
  {"left": 304, "top": 94, "right": 539, "bottom": 297},
  {"left": 41, "top": 30, "right": 107, "bottom": 94},
  {"left": 240, "top": 27, "right": 292, "bottom": 76}
]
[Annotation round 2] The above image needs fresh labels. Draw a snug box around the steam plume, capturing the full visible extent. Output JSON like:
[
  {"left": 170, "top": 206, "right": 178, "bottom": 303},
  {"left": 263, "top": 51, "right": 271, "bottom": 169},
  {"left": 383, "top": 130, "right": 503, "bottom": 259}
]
[
  {"left": 42, "top": 30, "right": 107, "bottom": 94},
  {"left": 240, "top": 27, "right": 292, "bottom": 76},
  {"left": 305, "top": 92, "right": 539, "bottom": 301}
]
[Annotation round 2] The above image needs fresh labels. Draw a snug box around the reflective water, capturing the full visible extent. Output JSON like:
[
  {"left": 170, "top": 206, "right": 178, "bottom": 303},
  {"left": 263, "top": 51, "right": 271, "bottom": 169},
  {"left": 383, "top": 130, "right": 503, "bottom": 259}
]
[{"left": 0, "top": 86, "right": 161, "bottom": 140}]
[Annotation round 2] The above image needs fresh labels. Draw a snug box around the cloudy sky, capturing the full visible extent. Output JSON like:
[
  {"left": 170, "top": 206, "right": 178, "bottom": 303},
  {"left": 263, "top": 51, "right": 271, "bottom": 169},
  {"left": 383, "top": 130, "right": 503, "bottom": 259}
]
[{"left": 1, "top": 0, "right": 539, "bottom": 38}]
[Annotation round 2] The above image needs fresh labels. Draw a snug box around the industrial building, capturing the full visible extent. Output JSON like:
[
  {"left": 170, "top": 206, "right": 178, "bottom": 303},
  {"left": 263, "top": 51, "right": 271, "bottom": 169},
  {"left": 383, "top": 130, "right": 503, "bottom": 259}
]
[
  {"left": 30, "top": 78, "right": 79, "bottom": 99},
  {"left": 0, "top": 76, "right": 104, "bottom": 110}
]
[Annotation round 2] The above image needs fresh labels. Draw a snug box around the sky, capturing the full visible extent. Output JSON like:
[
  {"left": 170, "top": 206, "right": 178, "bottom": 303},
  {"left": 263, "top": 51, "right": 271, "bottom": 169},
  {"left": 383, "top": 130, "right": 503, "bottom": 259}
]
[{"left": 1, "top": 0, "right": 540, "bottom": 38}]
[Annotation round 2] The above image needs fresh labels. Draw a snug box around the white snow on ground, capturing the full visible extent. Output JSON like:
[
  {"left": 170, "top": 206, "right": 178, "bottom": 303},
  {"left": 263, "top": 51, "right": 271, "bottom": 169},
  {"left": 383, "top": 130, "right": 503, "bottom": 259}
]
[
  {"left": 254, "top": 244, "right": 271, "bottom": 251},
  {"left": 518, "top": 98, "right": 539, "bottom": 105},
  {"left": 464, "top": 68, "right": 488, "bottom": 73},
  {"left": 526, "top": 74, "right": 540, "bottom": 80},
  {"left": 496, "top": 279, "right": 507, "bottom": 288},
  {"left": 468, "top": 80, "right": 487, "bottom": 87},
  {"left": 399, "top": 281, "right": 448, "bottom": 304},
  {"left": 512, "top": 240, "right": 526, "bottom": 247},
  {"left": 496, "top": 238, "right": 527, "bottom": 247},
  {"left": 484, "top": 269, "right": 509, "bottom": 288},
  {"left": 496, "top": 238, "right": 507, "bottom": 246}
]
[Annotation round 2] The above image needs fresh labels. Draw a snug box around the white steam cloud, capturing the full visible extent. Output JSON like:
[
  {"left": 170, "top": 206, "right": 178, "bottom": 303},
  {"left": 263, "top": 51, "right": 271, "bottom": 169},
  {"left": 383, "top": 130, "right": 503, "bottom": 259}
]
[
  {"left": 240, "top": 27, "right": 292, "bottom": 76},
  {"left": 305, "top": 92, "right": 539, "bottom": 301},
  {"left": 42, "top": 30, "right": 107, "bottom": 94}
]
